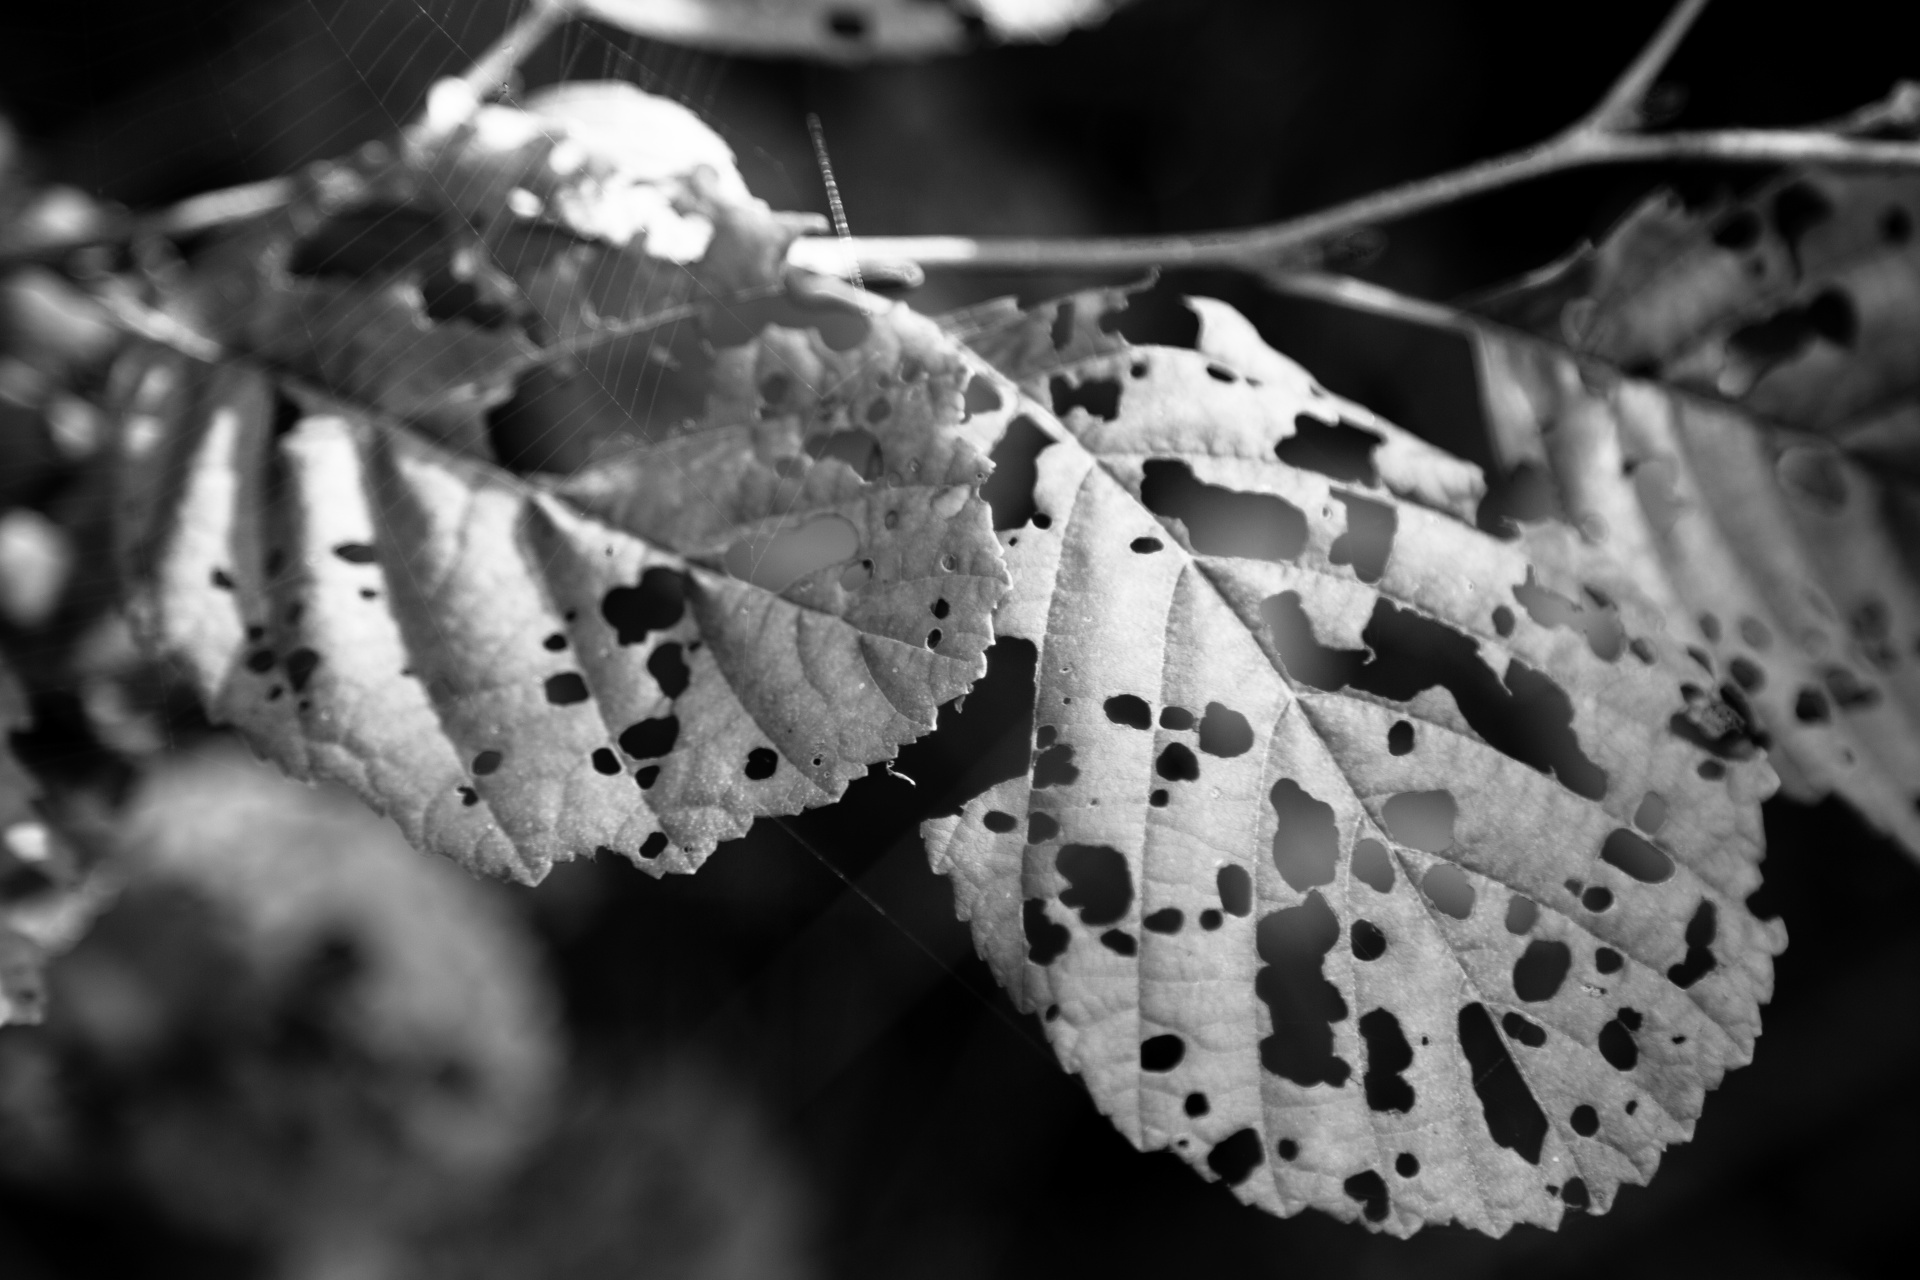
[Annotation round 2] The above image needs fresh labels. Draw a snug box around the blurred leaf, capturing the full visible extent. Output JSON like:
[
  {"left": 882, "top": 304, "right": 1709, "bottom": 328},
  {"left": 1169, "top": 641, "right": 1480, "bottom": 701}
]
[
  {"left": 0, "top": 657, "right": 110, "bottom": 1027},
  {"left": 926, "top": 296, "right": 1783, "bottom": 1235},
  {"left": 575, "top": 0, "right": 1132, "bottom": 61},
  {"left": 117, "top": 298, "right": 1008, "bottom": 883},
  {"left": 0, "top": 741, "right": 560, "bottom": 1271}
]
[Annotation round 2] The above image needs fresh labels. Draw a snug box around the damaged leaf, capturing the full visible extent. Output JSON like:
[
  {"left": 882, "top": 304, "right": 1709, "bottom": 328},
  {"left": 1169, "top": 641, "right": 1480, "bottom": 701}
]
[
  {"left": 925, "top": 296, "right": 1783, "bottom": 1235},
  {"left": 116, "top": 299, "right": 1008, "bottom": 884},
  {"left": 574, "top": 0, "right": 1133, "bottom": 62}
]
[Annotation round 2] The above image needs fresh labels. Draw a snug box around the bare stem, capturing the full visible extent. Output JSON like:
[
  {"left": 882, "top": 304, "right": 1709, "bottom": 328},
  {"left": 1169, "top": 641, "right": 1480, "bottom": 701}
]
[
  {"left": 788, "top": 123, "right": 1920, "bottom": 276},
  {"left": 459, "top": 0, "right": 574, "bottom": 99},
  {"left": 1577, "top": 0, "right": 1711, "bottom": 135}
]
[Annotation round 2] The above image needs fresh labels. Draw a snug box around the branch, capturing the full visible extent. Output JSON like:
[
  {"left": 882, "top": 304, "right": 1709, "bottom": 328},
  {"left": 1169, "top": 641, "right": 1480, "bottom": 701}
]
[{"left": 1575, "top": 0, "right": 1711, "bottom": 135}]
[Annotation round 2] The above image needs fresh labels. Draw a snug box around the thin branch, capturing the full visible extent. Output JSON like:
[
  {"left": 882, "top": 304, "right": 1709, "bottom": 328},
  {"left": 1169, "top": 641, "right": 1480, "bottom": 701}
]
[
  {"left": 458, "top": 0, "right": 574, "bottom": 99},
  {"left": 1576, "top": 0, "right": 1711, "bottom": 135},
  {"left": 788, "top": 124, "right": 1920, "bottom": 276},
  {"left": 1263, "top": 272, "right": 1476, "bottom": 337}
]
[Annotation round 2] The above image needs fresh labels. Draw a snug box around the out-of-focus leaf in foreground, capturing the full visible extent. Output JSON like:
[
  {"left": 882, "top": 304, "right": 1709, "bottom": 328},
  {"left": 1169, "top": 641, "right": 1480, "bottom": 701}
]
[
  {"left": 924, "top": 294, "right": 1783, "bottom": 1234},
  {"left": 0, "top": 658, "right": 110, "bottom": 1026},
  {"left": 574, "top": 0, "right": 1132, "bottom": 62},
  {"left": 0, "top": 742, "right": 559, "bottom": 1274},
  {"left": 1387, "top": 167, "right": 1920, "bottom": 857}
]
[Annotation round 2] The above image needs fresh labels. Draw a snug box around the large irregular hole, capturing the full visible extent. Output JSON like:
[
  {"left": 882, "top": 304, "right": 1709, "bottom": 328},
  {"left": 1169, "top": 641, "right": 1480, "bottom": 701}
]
[
  {"left": 724, "top": 515, "right": 859, "bottom": 593},
  {"left": 648, "top": 643, "right": 690, "bottom": 698},
  {"left": 1048, "top": 374, "right": 1122, "bottom": 420},
  {"left": 1359, "top": 1009, "right": 1415, "bottom": 1113},
  {"left": 1666, "top": 900, "right": 1718, "bottom": 988},
  {"left": 602, "top": 567, "right": 687, "bottom": 646},
  {"left": 1513, "top": 571, "right": 1625, "bottom": 661},
  {"left": 1343, "top": 1170, "right": 1389, "bottom": 1223},
  {"left": 980, "top": 415, "right": 1054, "bottom": 531},
  {"left": 1023, "top": 898, "right": 1069, "bottom": 964},
  {"left": 1262, "top": 593, "right": 1608, "bottom": 798},
  {"left": 1328, "top": 492, "right": 1395, "bottom": 583},
  {"left": 1055, "top": 843, "right": 1133, "bottom": 926},
  {"left": 1457, "top": 1002, "right": 1548, "bottom": 1164},
  {"left": 619, "top": 716, "right": 679, "bottom": 759},
  {"left": 1269, "top": 778, "right": 1340, "bottom": 890},
  {"left": 1140, "top": 460, "right": 1308, "bottom": 561},
  {"left": 1599, "top": 1008, "right": 1642, "bottom": 1070},
  {"left": 1275, "top": 413, "right": 1384, "bottom": 485},
  {"left": 1103, "top": 694, "right": 1152, "bottom": 730},
  {"left": 1156, "top": 743, "right": 1200, "bottom": 781},
  {"left": 1255, "top": 890, "right": 1351, "bottom": 1088}
]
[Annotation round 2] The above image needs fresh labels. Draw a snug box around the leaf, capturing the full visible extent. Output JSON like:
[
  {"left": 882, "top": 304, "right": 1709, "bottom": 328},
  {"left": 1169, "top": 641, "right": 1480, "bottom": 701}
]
[
  {"left": 117, "top": 297, "right": 1009, "bottom": 884},
  {"left": 1428, "top": 170, "right": 1920, "bottom": 856},
  {"left": 182, "top": 81, "right": 806, "bottom": 461},
  {"left": 574, "top": 0, "right": 1132, "bottom": 62},
  {"left": 0, "top": 657, "right": 109, "bottom": 1026},
  {"left": 925, "top": 295, "right": 1783, "bottom": 1234}
]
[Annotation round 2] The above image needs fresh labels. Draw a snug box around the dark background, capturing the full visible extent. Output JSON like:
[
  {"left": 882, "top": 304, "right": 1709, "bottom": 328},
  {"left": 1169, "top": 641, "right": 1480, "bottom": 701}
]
[{"left": 2, "top": 2, "right": 1916, "bottom": 1276}]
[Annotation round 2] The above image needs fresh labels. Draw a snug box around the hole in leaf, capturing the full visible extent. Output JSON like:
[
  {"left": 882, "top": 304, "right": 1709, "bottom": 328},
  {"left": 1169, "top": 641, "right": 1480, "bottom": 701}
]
[
  {"left": 1144, "top": 908, "right": 1183, "bottom": 934},
  {"left": 1156, "top": 743, "right": 1200, "bottom": 781},
  {"left": 1104, "top": 694, "right": 1152, "bottom": 729},
  {"left": 1256, "top": 890, "right": 1351, "bottom": 1088},
  {"left": 1382, "top": 790, "right": 1456, "bottom": 852},
  {"left": 1571, "top": 1104, "right": 1599, "bottom": 1136},
  {"left": 1666, "top": 900, "right": 1718, "bottom": 988},
  {"left": 1504, "top": 895, "right": 1538, "bottom": 934},
  {"left": 1028, "top": 811, "right": 1059, "bottom": 843},
  {"left": 1101, "top": 930, "right": 1136, "bottom": 955},
  {"left": 1216, "top": 864, "right": 1252, "bottom": 916},
  {"left": 1601, "top": 828, "right": 1674, "bottom": 882},
  {"left": 980, "top": 415, "right": 1053, "bottom": 531},
  {"left": 1207, "top": 1130, "right": 1265, "bottom": 1187},
  {"left": 1599, "top": 1009, "right": 1642, "bottom": 1070},
  {"left": 983, "top": 811, "right": 1018, "bottom": 834},
  {"left": 1387, "top": 720, "right": 1414, "bottom": 755},
  {"left": 1350, "top": 920, "right": 1387, "bottom": 961},
  {"left": 1184, "top": 1092, "right": 1209, "bottom": 1117},
  {"left": 591, "top": 747, "right": 620, "bottom": 775},
  {"left": 1513, "top": 939, "right": 1572, "bottom": 1001},
  {"left": 471, "top": 750, "right": 502, "bottom": 776},
  {"left": 1351, "top": 838, "right": 1394, "bottom": 892},
  {"left": 1141, "top": 1035, "right": 1185, "bottom": 1071},
  {"left": 1420, "top": 863, "right": 1475, "bottom": 919},
  {"left": 1056, "top": 843, "right": 1132, "bottom": 925},
  {"left": 1395, "top": 1153, "right": 1420, "bottom": 1178},
  {"left": 963, "top": 375, "right": 1002, "bottom": 417},
  {"left": 1501, "top": 1011, "right": 1547, "bottom": 1048},
  {"left": 1159, "top": 706, "right": 1194, "bottom": 730},
  {"left": 544, "top": 672, "right": 589, "bottom": 705},
  {"left": 1329, "top": 492, "right": 1395, "bottom": 583},
  {"left": 639, "top": 832, "right": 668, "bottom": 858},
  {"left": 1582, "top": 886, "right": 1614, "bottom": 912},
  {"left": 1049, "top": 374, "right": 1122, "bottom": 421},
  {"left": 1024, "top": 899, "right": 1069, "bottom": 963},
  {"left": 647, "top": 643, "right": 690, "bottom": 698},
  {"left": 804, "top": 428, "right": 884, "bottom": 480},
  {"left": 1197, "top": 703, "right": 1253, "bottom": 757},
  {"left": 1359, "top": 1010, "right": 1415, "bottom": 1113},
  {"left": 744, "top": 748, "right": 778, "bottom": 780},
  {"left": 602, "top": 568, "right": 687, "bottom": 646},
  {"left": 724, "top": 515, "right": 859, "bottom": 592},
  {"left": 1457, "top": 1002, "right": 1548, "bottom": 1164},
  {"left": 1596, "top": 947, "right": 1623, "bottom": 973},
  {"left": 1270, "top": 778, "right": 1340, "bottom": 890},
  {"left": 619, "top": 716, "right": 679, "bottom": 759},
  {"left": 1130, "top": 536, "right": 1163, "bottom": 553},
  {"left": 1275, "top": 414, "right": 1383, "bottom": 485},
  {"left": 1343, "top": 1170, "right": 1389, "bottom": 1222},
  {"left": 1141, "top": 460, "right": 1307, "bottom": 561}
]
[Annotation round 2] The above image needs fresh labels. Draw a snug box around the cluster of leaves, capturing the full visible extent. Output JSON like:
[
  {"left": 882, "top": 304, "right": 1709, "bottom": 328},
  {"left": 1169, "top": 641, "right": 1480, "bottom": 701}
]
[{"left": 2, "top": 0, "right": 1916, "bottom": 1246}]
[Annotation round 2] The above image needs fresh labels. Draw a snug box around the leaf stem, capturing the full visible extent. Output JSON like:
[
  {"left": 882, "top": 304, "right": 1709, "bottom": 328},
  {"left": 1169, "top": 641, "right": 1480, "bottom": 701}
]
[{"left": 1576, "top": 0, "right": 1711, "bottom": 135}]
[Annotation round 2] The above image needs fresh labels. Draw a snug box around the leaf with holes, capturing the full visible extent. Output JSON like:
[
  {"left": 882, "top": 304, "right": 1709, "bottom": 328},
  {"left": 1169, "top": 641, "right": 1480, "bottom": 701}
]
[
  {"left": 180, "top": 80, "right": 805, "bottom": 464},
  {"left": 923, "top": 295, "right": 1784, "bottom": 1234},
  {"left": 1317, "top": 168, "right": 1920, "bottom": 858},
  {"left": 116, "top": 298, "right": 1008, "bottom": 884},
  {"left": 0, "top": 658, "right": 109, "bottom": 1026},
  {"left": 575, "top": 0, "right": 1133, "bottom": 61}
]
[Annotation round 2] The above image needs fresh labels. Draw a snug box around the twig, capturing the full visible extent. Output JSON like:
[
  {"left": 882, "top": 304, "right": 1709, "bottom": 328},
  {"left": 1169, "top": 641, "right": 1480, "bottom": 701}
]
[
  {"left": 1575, "top": 0, "right": 1710, "bottom": 135},
  {"left": 783, "top": 0, "right": 1916, "bottom": 277}
]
